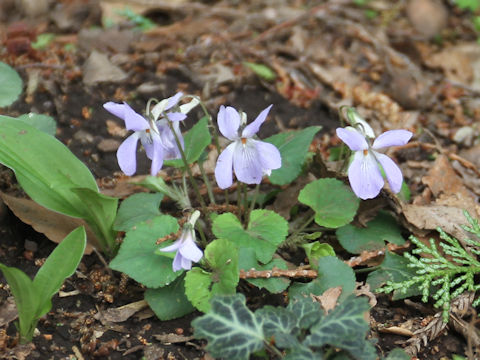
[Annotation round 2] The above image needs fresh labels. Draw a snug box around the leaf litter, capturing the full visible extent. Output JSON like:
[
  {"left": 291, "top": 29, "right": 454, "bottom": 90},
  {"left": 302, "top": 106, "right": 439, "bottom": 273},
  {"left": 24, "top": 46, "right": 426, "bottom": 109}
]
[{"left": 1, "top": 0, "right": 480, "bottom": 358}]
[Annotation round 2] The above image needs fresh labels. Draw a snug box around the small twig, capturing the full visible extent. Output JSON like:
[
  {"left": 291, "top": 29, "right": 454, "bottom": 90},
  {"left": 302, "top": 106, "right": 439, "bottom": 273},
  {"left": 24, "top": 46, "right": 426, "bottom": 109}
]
[
  {"left": 240, "top": 267, "right": 318, "bottom": 279},
  {"left": 92, "top": 247, "right": 113, "bottom": 276}
]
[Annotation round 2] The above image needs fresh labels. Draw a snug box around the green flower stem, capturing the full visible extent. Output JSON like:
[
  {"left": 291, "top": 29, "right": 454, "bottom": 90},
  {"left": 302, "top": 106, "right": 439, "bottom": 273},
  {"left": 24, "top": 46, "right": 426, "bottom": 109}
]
[
  {"left": 199, "top": 160, "right": 216, "bottom": 205},
  {"left": 236, "top": 182, "right": 244, "bottom": 223},
  {"left": 165, "top": 115, "right": 207, "bottom": 213},
  {"left": 283, "top": 212, "right": 316, "bottom": 247},
  {"left": 355, "top": 265, "right": 379, "bottom": 274},
  {"left": 242, "top": 183, "right": 249, "bottom": 226},
  {"left": 196, "top": 97, "right": 230, "bottom": 206},
  {"left": 264, "top": 341, "right": 284, "bottom": 359},
  {"left": 245, "top": 183, "right": 260, "bottom": 225},
  {"left": 196, "top": 220, "right": 208, "bottom": 248}
]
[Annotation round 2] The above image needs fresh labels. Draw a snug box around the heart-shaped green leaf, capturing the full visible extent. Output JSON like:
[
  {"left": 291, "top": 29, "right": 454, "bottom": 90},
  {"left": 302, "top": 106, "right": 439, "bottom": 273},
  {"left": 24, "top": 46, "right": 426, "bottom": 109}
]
[
  {"left": 336, "top": 212, "right": 405, "bottom": 254},
  {"left": 144, "top": 275, "right": 194, "bottom": 320},
  {"left": 185, "top": 239, "right": 239, "bottom": 312},
  {"left": 266, "top": 126, "right": 321, "bottom": 185},
  {"left": 298, "top": 178, "right": 359, "bottom": 228},
  {"left": 289, "top": 256, "right": 355, "bottom": 302},
  {"left": 114, "top": 192, "right": 163, "bottom": 231},
  {"left": 238, "top": 248, "right": 290, "bottom": 293},
  {"left": 212, "top": 210, "right": 288, "bottom": 264},
  {"left": 0, "top": 62, "right": 22, "bottom": 107},
  {"left": 110, "top": 215, "right": 181, "bottom": 288}
]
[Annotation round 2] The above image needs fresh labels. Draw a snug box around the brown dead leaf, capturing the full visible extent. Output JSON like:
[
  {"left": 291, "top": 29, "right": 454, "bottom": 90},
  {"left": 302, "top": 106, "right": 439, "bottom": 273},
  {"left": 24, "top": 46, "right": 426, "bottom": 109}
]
[
  {"left": 402, "top": 204, "right": 471, "bottom": 241},
  {"left": 403, "top": 155, "right": 480, "bottom": 240},
  {"left": 0, "top": 192, "right": 98, "bottom": 253},
  {"left": 422, "top": 155, "right": 478, "bottom": 214},
  {"left": 354, "top": 282, "right": 377, "bottom": 308},
  {"left": 97, "top": 174, "right": 150, "bottom": 198},
  {"left": 153, "top": 333, "right": 195, "bottom": 344},
  {"left": 94, "top": 300, "right": 148, "bottom": 324},
  {"left": 2, "top": 344, "right": 35, "bottom": 360},
  {"left": 425, "top": 43, "right": 480, "bottom": 89},
  {"left": 312, "top": 286, "right": 342, "bottom": 313},
  {"left": 0, "top": 297, "right": 17, "bottom": 327}
]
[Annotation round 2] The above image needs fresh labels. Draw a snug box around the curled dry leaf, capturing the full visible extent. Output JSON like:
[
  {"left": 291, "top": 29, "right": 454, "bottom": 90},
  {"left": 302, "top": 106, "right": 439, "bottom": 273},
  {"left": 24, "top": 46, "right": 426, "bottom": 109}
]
[
  {"left": 94, "top": 300, "right": 148, "bottom": 324},
  {"left": 0, "top": 297, "right": 17, "bottom": 327},
  {"left": 402, "top": 155, "right": 480, "bottom": 240},
  {"left": 0, "top": 192, "right": 97, "bottom": 253},
  {"left": 312, "top": 286, "right": 342, "bottom": 313}
]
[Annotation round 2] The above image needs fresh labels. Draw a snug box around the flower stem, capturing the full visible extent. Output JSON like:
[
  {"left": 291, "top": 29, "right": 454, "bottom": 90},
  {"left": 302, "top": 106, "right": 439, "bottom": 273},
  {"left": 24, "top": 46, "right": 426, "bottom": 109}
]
[
  {"left": 195, "top": 220, "right": 208, "bottom": 248},
  {"left": 197, "top": 98, "right": 230, "bottom": 205},
  {"left": 236, "top": 182, "right": 244, "bottom": 222},
  {"left": 282, "top": 212, "right": 316, "bottom": 248},
  {"left": 165, "top": 116, "right": 207, "bottom": 213},
  {"left": 199, "top": 160, "right": 216, "bottom": 205},
  {"left": 245, "top": 183, "right": 260, "bottom": 225}
]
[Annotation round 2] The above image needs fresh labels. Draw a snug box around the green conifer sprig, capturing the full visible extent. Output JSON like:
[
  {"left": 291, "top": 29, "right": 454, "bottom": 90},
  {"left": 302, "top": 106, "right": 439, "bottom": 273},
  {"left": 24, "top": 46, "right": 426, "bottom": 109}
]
[{"left": 378, "top": 211, "right": 480, "bottom": 322}]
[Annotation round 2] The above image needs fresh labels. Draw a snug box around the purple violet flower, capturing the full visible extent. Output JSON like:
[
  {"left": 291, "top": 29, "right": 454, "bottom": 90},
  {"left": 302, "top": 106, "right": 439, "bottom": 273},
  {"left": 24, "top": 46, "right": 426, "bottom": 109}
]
[
  {"left": 336, "top": 126, "right": 412, "bottom": 200},
  {"left": 160, "top": 211, "right": 203, "bottom": 272},
  {"left": 103, "top": 93, "right": 187, "bottom": 176},
  {"left": 215, "top": 105, "right": 281, "bottom": 189}
]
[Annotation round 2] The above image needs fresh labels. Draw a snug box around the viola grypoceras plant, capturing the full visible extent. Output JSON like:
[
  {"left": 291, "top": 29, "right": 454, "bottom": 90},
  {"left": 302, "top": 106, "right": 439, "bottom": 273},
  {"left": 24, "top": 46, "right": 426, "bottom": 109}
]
[
  {"left": 103, "top": 92, "right": 198, "bottom": 176},
  {"left": 214, "top": 105, "right": 282, "bottom": 189},
  {"left": 336, "top": 109, "right": 412, "bottom": 200}
]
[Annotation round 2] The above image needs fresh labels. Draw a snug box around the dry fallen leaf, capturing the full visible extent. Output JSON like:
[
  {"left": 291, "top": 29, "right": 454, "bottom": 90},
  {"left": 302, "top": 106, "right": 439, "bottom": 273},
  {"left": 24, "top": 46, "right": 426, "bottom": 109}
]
[
  {"left": 94, "top": 300, "right": 148, "bottom": 324},
  {"left": 0, "top": 192, "right": 98, "bottom": 253},
  {"left": 0, "top": 297, "right": 17, "bottom": 327},
  {"left": 153, "top": 333, "right": 195, "bottom": 344},
  {"left": 402, "top": 204, "right": 472, "bottom": 241},
  {"left": 312, "top": 286, "right": 342, "bottom": 313}
]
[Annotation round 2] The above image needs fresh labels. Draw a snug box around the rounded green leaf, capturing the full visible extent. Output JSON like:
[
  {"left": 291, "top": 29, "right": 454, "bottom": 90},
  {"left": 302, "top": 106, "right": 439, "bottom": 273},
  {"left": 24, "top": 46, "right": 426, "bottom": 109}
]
[
  {"left": 289, "top": 256, "right": 355, "bottom": 302},
  {"left": 336, "top": 212, "right": 405, "bottom": 254},
  {"left": 16, "top": 113, "right": 56, "bottom": 136},
  {"left": 145, "top": 275, "right": 194, "bottom": 320},
  {"left": 266, "top": 126, "right": 321, "bottom": 185},
  {"left": 301, "top": 242, "right": 335, "bottom": 270},
  {"left": 110, "top": 215, "right": 181, "bottom": 288},
  {"left": 212, "top": 210, "right": 288, "bottom": 264},
  {"left": 185, "top": 267, "right": 213, "bottom": 313},
  {"left": 114, "top": 192, "right": 163, "bottom": 231},
  {"left": 185, "top": 239, "right": 239, "bottom": 312},
  {"left": 0, "top": 62, "right": 22, "bottom": 107},
  {"left": 298, "top": 178, "right": 359, "bottom": 228},
  {"left": 238, "top": 248, "right": 290, "bottom": 293},
  {"left": 165, "top": 116, "right": 211, "bottom": 167}
]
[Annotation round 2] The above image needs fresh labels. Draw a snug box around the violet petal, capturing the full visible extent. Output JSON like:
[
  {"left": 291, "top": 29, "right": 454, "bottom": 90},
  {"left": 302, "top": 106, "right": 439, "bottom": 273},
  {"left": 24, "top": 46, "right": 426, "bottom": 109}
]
[
  {"left": 215, "top": 142, "right": 236, "bottom": 189},
  {"left": 348, "top": 151, "right": 384, "bottom": 199},
  {"left": 104, "top": 102, "right": 149, "bottom": 132},
  {"left": 116, "top": 132, "right": 140, "bottom": 176},
  {"left": 372, "top": 130, "right": 412, "bottom": 149},
  {"left": 160, "top": 240, "right": 182, "bottom": 253},
  {"left": 336, "top": 128, "right": 368, "bottom": 151},
  {"left": 172, "top": 252, "right": 184, "bottom": 272},
  {"left": 233, "top": 141, "right": 263, "bottom": 184},
  {"left": 218, "top": 106, "right": 240, "bottom": 141},
  {"left": 374, "top": 152, "right": 403, "bottom": 193},
  {"left": 241, "top": 105, "right": 273, "bottom": 138},
  {"left": 150, "top": 137, "right": 164, "bottom": 175},
  {"left": 165, "top": 92, "right": 184, "bottom": 110},
  {"left": 179, "top": 237, "right": 203, "bottom": 263},
  {"left": 254, "top": 140, "right": 281, "bottom": 171}
]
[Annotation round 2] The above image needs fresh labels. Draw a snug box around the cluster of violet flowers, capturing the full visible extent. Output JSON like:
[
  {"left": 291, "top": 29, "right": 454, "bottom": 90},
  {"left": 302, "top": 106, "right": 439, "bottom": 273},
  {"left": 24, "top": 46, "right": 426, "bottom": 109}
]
[{"left": 104, "top": 95, "right": 411, "bottom": 271}]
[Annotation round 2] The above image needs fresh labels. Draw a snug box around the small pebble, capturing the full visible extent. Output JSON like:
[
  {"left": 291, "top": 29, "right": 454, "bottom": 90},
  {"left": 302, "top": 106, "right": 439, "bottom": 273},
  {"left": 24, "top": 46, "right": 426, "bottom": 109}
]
[{"left": 97, "top": 139, "right": 120, "bottom": 152}]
